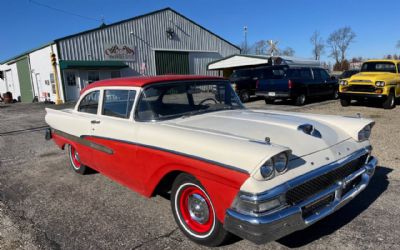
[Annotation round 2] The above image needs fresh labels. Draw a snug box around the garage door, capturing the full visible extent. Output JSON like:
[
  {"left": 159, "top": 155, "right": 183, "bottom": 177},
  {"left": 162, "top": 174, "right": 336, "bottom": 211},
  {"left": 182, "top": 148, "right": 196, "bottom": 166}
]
[
  {"left": 155, "top": 51, "right": 189, "bottom": 75},
  {"left": 16, "top": 57, "right": 33, "bottom": 102}
]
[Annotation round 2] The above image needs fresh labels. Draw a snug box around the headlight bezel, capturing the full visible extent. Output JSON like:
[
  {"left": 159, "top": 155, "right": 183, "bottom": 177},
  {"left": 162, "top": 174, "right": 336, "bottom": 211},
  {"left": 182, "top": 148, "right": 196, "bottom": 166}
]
[
  {"left": 255, "top": 151, "right": 290, "bottom": 181},
  {"left": 340, "top": 80, "right": 348, "bottom": 86},
  {"left": 375, "top": 81, "right": 385, "bottom": 87},
  {"left": 358, "top": 123, "right": 374, "bottom": 141}
]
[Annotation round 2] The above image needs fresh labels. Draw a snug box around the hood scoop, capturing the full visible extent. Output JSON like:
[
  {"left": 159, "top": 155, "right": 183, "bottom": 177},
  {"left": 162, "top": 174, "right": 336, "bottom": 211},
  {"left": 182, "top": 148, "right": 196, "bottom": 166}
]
[{"left": 297, "top": 124, "right": 322, "bottom": 138}]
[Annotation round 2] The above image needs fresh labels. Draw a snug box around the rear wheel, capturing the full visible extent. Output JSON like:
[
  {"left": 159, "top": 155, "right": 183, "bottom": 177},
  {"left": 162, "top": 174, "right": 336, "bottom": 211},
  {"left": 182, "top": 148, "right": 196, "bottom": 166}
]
[
  {"left": 171, "top": 174, "right": 231, "bottom": 246},
  {"left": 294, "top": 94, "right": 306, "bottom": 106},
  {"left": 340, "top": 98, "right": 351, "bottom": 107},
  {"left": 383, "top": 92, "right": 396, "bottom": 109},
  {"left": 239, "top": 90, "right": 250, "bottom": 103},
  {"left": 67, "top": 144, "right": 89, "bottom": 174}
]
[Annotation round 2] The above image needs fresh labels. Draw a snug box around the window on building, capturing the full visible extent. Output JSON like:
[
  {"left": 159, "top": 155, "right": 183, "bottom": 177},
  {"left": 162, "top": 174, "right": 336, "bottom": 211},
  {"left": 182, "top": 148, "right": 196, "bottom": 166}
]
[
  {"left": 50, "top": 73, "right": 55, "bottom": 83},
  {"left": 0, "top": 71, "right": 4, "bottom": 80},
  {"left": 111, "top": 71, "right": 121, "bottom": 79},
  {"left": 102, "top": 90, "right": 136, "bottom": 118},
  {"left": 66, "top": 72, "right": 76, "bottom": 86},
  {"left": 78, "top": 90, "right": 100, "bottom": 114},
  {"left": 88, "top": 71, "right": 100, "bottom": 84}
]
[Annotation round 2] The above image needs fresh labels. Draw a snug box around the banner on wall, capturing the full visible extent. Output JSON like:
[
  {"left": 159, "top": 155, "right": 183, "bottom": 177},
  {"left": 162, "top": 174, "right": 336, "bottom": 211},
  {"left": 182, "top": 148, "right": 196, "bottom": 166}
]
[{"left": 104, "top": 44, "right": 136, "bottom": 61}]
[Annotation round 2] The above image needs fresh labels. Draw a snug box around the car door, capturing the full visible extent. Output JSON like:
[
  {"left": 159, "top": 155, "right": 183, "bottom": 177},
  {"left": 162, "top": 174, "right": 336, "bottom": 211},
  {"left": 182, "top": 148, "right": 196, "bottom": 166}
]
[
  {"left": 298, "top": 68, "right": 314, "bottom": 96},
  {"left": 320, "top": 69, "right": 337, "bottom": 95},
  {"left": 311, "top": 68, "right": 326, "bottom": 96},
  {"left": 89, "top": 88, "right": 144, "bottom": 193}
]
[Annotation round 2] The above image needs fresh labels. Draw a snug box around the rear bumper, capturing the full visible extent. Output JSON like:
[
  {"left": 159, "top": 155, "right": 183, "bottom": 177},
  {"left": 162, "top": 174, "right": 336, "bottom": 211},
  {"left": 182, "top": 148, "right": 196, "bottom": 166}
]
[
  {"left": 224, "top": 153, "right": 377, "bottom": 245},
  {"left": 339, "top": 92, "right": 387, "bottom": 99},
  {"left": 256, "top": 91, "right": 291, "bottom": 98}
]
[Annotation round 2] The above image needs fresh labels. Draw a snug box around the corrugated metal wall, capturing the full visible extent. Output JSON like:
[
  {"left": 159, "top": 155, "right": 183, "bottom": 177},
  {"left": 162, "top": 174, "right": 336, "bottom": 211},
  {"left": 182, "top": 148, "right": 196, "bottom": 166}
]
[{"left": 57, "top": 9, "right": 239, "bottom": 76}]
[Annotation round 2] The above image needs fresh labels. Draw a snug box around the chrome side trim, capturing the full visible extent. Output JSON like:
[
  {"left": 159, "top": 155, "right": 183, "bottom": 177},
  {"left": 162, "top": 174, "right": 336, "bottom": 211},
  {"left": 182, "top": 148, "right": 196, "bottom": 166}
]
[{"left": 240, "top": 147, "right": 370, "bottom": 203}]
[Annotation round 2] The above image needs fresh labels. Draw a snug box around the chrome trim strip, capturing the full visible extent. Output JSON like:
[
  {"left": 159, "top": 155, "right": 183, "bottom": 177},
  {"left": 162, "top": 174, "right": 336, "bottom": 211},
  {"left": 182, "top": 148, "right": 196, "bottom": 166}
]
[
  {"left": 53, "top": 130, "right": 114, "bottom": 155},
  {"left": 240, "top": 147, "right": 370, "bottom": 203}
]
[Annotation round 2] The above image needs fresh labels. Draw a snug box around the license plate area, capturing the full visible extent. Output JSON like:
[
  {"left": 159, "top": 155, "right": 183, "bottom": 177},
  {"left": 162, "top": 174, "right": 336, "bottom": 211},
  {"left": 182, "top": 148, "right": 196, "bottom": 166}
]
[
  {"left": 302, "top": 193, "right": 334, "bottom": 219},
  {"left": 268, "top": 92, "right": 276, "bottom": 96}
]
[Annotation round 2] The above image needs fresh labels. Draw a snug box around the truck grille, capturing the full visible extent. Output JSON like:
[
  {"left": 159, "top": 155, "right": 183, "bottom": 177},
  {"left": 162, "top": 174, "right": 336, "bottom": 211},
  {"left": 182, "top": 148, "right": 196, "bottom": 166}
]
[
  {"left": 286, "top": 154, "right": 368, "bottom": 205},
  {"left": 347, "top": 85, "right": 376, "bottom": 92}
]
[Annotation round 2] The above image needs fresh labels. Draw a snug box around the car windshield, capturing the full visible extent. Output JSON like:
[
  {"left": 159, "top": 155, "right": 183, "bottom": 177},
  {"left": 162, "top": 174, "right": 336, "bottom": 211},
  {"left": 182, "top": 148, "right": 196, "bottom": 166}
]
[
  {"left": 361, "top": 62, "right": 396, "bottom": 73},
  {"left": 136, "top": 80, "right": 244, "bottom": 121}
]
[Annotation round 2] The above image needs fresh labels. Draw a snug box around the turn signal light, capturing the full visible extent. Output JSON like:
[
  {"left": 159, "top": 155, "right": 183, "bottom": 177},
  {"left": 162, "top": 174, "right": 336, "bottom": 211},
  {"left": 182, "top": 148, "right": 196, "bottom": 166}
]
[{"left": 375, "top": 89, "right": 383, "bottom": 94}]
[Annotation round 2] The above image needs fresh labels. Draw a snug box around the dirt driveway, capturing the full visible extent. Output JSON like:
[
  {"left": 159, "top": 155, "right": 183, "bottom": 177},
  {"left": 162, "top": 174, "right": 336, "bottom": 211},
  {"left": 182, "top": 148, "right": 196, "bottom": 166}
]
[{"left": 0, "top": 100, "right": 399, "bottom": 249}]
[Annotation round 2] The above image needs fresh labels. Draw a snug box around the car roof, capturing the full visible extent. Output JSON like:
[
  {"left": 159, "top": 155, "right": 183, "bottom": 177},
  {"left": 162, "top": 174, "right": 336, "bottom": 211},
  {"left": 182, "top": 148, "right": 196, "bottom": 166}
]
[
  {"left": 366, "top": 59, "right": 400, "bottom": 63},
  {"left": 81, "top": 75, "right": 224, "bottom": 94}
]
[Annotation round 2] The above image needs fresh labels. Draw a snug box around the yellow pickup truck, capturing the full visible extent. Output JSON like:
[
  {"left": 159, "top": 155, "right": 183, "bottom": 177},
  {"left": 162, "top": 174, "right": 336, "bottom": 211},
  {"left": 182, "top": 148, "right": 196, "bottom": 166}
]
[{"left": 339, "top": 59, "right": 400, "bottom": 109}]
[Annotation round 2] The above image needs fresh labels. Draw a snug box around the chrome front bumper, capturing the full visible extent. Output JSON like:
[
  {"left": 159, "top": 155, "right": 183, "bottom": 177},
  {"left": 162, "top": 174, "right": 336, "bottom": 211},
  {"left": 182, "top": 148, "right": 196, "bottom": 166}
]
[{"left": 224, "top": 154, "right": 377, "bottom": 245}]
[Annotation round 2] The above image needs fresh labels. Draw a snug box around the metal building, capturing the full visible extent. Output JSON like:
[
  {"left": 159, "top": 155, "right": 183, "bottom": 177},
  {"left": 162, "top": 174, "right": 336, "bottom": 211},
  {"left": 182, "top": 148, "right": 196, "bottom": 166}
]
[{"left": 0, "top": 7, "right": 240, "bottom": 102}]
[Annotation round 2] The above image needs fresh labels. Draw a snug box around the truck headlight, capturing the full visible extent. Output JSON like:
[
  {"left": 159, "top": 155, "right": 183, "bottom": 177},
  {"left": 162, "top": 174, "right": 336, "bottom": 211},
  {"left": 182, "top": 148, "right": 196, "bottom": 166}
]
[
  {"left": 358, "top": 124, "right": 373, "bottom": 141},
  {"left": 231, "top": 193, "right": 287, "bottom": 216},
  {"left": 260, "top": 159, "right": 275, "bottom": 180},
  {"left": 340, "top": 80, "right": 348, "bottom": 86},
  {"left": 273, "top": 153, "right": 288, "bottom": 173},
  {"left": 375, "top": 81, "right": 385, "bottom": 87}
]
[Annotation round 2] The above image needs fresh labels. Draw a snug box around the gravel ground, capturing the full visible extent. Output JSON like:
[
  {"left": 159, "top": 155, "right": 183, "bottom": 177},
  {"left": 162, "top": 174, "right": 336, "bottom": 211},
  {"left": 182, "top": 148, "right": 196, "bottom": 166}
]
[{"left": 0, "top": 99, "right": 399, "bottom": 250}]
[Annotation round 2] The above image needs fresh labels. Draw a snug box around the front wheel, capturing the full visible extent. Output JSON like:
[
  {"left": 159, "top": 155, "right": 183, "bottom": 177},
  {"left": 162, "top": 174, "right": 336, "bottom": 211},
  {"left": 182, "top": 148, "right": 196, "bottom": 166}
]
[
  {"left": 340, "top": 98, "right": 351, "bottom": 107},
  {"left": 171, "top": 174, "right": 231, "bottom": 246},
  {"left": 383, "top": 92, "right": 396, "bottom": 109}
]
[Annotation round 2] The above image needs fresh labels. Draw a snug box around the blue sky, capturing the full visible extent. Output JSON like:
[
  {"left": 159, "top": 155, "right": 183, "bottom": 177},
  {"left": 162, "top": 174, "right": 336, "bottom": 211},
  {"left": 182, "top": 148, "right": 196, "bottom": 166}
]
[{"left": 1, "top": 0, "right": 400, "bottom": 63}]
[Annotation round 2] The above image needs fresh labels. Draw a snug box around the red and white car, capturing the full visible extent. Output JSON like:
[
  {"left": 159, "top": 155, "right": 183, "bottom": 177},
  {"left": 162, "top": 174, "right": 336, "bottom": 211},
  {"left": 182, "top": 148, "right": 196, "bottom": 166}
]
[{"left": 45, "top": 75, "right": 377, "bottom": 246}]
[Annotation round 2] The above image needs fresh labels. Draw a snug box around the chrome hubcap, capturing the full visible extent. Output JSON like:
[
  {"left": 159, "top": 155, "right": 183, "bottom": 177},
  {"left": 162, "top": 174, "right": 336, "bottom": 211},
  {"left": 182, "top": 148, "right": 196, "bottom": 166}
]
[
  {"left": 74, "top": 151, "right": 80, "bottom": 162},
  {"left": 188, "top": 194, "right": 209, "bottom": 224}
]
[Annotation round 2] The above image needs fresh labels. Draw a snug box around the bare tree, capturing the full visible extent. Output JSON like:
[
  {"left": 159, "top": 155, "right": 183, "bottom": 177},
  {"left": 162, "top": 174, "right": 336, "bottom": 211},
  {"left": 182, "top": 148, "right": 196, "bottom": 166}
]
[
  {"left": 327, "top": 27, "right": 356, "bottom": 65},
  {"left": 252, "top": 40, "right": 269, "bottom": 55},
  {"left": 239, "top": 41, "right": 251, "bottom": 54},
  {"left": 310, "top": 31, "right": 325, "bottom": 60},
  {"left": 282, "top": 47, "right": 295, "bottom": 56}
]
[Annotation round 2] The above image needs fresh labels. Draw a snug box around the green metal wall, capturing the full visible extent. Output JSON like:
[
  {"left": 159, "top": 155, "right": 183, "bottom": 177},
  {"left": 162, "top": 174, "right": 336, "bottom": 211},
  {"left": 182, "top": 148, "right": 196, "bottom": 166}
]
[
  {"left": 155, "top": 51, "right": 190, "bottom": 75},
  {"left": 16, "top": 57, "right": 33, "bottom": 102}
]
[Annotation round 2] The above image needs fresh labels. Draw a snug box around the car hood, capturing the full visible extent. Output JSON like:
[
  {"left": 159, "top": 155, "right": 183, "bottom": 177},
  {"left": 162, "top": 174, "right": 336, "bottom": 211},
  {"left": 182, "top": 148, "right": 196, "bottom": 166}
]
[
  {"left": 350, "top": 72, "right": 394, "bottom": 82},
  {"left": 164, "top": 109, "right": 372, "bottom": 158}
]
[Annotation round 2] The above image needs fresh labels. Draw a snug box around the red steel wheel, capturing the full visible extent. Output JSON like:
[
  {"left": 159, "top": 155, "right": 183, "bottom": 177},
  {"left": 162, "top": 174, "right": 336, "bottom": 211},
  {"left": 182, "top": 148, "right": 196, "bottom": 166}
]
[
  {"left": 67, "top": 144, "right": 89, "bottom": 174},
  {"left": 171, "top": 174, "right": 231, "bottom": 246}
]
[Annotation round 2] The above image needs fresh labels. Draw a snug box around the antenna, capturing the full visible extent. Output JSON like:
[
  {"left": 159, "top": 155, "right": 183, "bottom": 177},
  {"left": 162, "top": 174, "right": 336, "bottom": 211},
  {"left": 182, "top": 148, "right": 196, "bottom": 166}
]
[{"left": 244, "top": 26, "right": 248, "bottom": 54}]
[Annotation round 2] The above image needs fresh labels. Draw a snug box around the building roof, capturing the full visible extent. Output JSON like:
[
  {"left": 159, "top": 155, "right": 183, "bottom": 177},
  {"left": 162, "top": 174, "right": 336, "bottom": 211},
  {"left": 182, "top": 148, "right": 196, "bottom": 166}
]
[
  {"left": 208, "top": 55, "right": 321, "bottom": 70},
  {"left": 80, "top": 75, "right": 224, "bottom": 94},
  {"left": 1, "top": 8, "right": 239, "bottom": 65}
]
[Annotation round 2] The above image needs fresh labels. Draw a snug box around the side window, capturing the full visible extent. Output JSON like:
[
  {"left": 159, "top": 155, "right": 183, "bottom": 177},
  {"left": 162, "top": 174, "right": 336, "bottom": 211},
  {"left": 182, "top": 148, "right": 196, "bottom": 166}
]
[
  {"left": 78, "top": 90, "right": 100, "bottom": 114},
  {"left": 313, "top": 68, "right": 322, "bottom": 80},
  {"left": 397, "top": 64, "right": 400, "bottom": 74},
  {"left": 102, "top": 90, "right": 136, "bottom": 118},
  {"left": 300, "top": 68, "right": 312, "bottom": 79},
  {"left": 321, "top": 69, "right": 331, "bottom": 80}
]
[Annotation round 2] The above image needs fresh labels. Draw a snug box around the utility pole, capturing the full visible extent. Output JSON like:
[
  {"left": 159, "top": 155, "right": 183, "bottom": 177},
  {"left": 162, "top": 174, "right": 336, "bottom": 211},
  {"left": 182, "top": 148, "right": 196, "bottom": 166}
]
[
  {"left": 50, "top": 48, "right": 63, "bottom": 105},
  {"left": 244, "top": 26, "right": 248, "bottom": 54}
]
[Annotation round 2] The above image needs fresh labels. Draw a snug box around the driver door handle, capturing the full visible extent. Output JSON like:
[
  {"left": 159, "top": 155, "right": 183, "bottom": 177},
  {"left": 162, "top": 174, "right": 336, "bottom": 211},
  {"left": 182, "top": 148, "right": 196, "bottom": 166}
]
[{"left": 91, "top": 120, "right": 101, "bottom": 124}]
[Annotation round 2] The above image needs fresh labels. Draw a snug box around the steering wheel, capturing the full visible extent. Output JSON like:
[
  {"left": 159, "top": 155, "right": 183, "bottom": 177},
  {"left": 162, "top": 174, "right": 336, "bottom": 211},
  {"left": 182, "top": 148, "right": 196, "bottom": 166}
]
[{"left": 198, "top": 98, "right": 218, "bottom": 106}]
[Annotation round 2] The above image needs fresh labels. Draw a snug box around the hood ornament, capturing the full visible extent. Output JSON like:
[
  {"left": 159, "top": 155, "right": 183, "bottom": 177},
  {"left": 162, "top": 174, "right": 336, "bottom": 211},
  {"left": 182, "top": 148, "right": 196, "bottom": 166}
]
[{"left": 265, "top": 137, "right": 271, "bottom": 144}]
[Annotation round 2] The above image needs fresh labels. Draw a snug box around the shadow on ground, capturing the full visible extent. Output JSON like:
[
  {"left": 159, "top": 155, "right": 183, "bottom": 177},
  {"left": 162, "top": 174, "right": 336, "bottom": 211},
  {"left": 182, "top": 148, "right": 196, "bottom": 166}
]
[{"left": 276, "top": 166, "right": 391, "bottom": 248}]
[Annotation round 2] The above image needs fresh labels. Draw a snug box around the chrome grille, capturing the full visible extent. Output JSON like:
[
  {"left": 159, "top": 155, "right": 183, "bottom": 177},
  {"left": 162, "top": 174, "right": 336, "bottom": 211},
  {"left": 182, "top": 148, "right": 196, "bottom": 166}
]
[
  {"left": 286, "top": 154, "right": 368, "bottom": 205},
  {"left": 347, "top": 85, "right": 376, "bottom": 92}
]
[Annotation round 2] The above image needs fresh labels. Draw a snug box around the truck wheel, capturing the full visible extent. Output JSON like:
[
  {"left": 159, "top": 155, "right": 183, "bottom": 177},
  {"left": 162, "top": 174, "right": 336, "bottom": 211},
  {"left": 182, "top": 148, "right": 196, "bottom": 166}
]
[
  {"left": 294, "top": 94, "right": 306, "bottom": 106},
  {"left": 383, "top": 92, "right": 396, "bottom": 109},
  {"left": 340, "top": 98, "right": 351, "bottom": 107},
  {"left": 239, "top": 90, "right": 250, "bottom": 103},
  {"left": 67, "top": 144, "right": 89, "bottom": 174},
  {"left": 171, "top": 173, "right": 231, "bottom": 247},
  {"left": 264, "top": 98, "right": 274, "bottom": 104}
]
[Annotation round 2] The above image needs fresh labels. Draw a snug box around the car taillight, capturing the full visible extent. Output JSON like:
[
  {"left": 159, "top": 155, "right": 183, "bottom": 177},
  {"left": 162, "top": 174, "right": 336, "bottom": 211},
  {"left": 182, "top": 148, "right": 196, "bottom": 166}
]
[
  {"left": 256, "top": 80, "right": 259, "bottom": 89},
  {"left": 288, "top": 80, "right": 293, "bottom": 89}
]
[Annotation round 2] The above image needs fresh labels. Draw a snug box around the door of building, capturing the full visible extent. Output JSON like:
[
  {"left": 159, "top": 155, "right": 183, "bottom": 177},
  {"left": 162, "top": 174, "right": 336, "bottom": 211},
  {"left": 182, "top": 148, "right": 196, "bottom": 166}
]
[
  {"left": 155, "top": 51, "right": 190, "bottom": 75},
  {"left": 16, "top": 57, "right": 33, "bottom": 102},
  {"left": 5, "top": 70, "right": 15, "bottom": 94},
  {"left": 64, "top": 71, "right": 80, "bottom": 101}
]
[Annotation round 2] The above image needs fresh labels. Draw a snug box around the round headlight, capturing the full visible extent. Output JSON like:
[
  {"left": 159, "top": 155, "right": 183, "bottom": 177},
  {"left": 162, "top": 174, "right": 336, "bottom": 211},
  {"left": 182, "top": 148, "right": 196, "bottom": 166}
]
[
  {"left": 274, "top": 153, "right": 288, "bottom": 173},
  {"left": 260, "top": 159, "right": 274, "bottom": 179},
  {"left": 340, "top": 80, "right": 348, "bottom": 86},
  {"left": 375, "top": 81, "right": 385, "bottom": 87}
]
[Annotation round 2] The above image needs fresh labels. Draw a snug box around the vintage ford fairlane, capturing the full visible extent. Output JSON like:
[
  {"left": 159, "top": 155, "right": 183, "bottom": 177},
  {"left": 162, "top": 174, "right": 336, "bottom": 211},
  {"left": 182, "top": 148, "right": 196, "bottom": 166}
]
[{"left": 45, "top": 75, "right": 377, "bottom": 246}]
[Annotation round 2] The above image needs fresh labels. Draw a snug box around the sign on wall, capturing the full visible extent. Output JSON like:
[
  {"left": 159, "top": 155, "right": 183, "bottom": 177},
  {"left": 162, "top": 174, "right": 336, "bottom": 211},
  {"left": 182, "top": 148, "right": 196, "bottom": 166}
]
[{"left": 104, "top": 44, "right": 136, "bottom": 61}]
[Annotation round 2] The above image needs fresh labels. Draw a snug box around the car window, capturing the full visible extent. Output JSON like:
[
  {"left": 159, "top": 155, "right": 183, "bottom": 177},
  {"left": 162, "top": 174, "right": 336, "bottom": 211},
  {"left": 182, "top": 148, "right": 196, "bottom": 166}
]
[
  {"left": 78, "top": 90, "right": 100, "bottom": 114},
  {"left": 320, "top": 69, "right": 331, "bottom": 80},
  {"left": 102, "top": 90, "right": 136, "bottom": 118},
  {"left": 397, "top": 64, "right": 400, "bottom": 74},
  {"left": 299, "top": 68, "right": 312, "bottom": 79}
]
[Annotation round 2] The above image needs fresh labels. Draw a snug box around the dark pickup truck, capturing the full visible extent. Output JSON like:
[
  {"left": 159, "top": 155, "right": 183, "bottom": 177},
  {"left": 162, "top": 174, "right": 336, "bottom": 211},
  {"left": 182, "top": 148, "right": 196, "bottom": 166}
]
[{"left": 255, "top": 66, "right": 338, "bottom": 105}]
